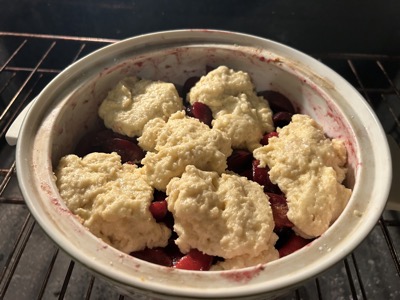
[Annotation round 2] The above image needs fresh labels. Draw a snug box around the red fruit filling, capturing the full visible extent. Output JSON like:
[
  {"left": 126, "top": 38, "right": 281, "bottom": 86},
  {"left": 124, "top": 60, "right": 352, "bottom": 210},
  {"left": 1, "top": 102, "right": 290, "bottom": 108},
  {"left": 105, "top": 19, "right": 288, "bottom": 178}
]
[
  {"left": 277, "top": 231, "right": 312, "bottom": 258},
  {"left": 165, "top": 235, "right": 185, "bottom": 264},
  {"left": 73, "top": 71, "right": 315, "bottom": 269},
  {"left": 205, "top": 65, "right": 216, "bottom": 73},
  {"left": 227, "top": 149, "right": 253, "bottom": 174},
  {"left": 174, "top": 249, "right": 214, "bottom": 271},
  {"left": 258, "top": 90, "right": 296, "bottom": 114},
  {"left": 131, "top": 248, "right": 173, "bottom": 267},
  {"left": 273, "top": 111, "right": 294, "bottom": 128},
  {"left": 181, "top": 76, "right": 200, "bottom": 98},
  {"left": 252, "top": 160, "right": 282, "bottom": 194},
  {"left": 260, "top": 131, "right": 279, "bottom": 145},
  {"left": 149, "top": 200, "right": 168, "bottom": 222},
  {"left": 186, "top": 101, "right": 213, "bottom": 127},
  {"left": 75, "top": 129, "right": 145, "bottom": 164},
  {"left": 267, "top": 193, "right": 294, "bottom": 230},
  {"left": 102, "top": 137, "right": 145, "bottom": 164}
]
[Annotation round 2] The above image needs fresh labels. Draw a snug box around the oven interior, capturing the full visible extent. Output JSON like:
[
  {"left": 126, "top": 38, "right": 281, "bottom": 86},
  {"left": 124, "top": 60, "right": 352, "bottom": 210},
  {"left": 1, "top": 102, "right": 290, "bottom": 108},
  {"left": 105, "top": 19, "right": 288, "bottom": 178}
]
[{"left": 0, "top": 32, "right": 399, "bottom": 299}]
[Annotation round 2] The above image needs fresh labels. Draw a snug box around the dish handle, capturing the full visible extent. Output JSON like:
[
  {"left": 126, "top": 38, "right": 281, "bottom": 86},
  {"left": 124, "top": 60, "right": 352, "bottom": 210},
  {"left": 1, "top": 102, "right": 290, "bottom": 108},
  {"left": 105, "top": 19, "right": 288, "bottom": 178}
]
[{"left": 6, "top": 99, "right": 35, "bottom": 146}]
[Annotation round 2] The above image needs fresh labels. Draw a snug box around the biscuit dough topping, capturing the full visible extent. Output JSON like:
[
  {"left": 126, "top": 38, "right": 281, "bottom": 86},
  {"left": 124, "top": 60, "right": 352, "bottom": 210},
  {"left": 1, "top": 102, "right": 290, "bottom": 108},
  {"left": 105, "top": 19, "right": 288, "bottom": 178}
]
[
  {"left": 253, "top": 114, "right": 352, "bottom": 238},
  {"left": 138, "top": 111, "right": 232, "bottom": 191},
  {"left": 188, "top": 66, "right": 274, "bottom": 151},
  {"left": 55, "top": 66, "right": 352, "bottom": 271},
  {"left": 166, "top": 165, "right": 278, "bottom": 269},
  {"left": 55, "top": 152, "right": 171, "bottom": 253},
  {"left": 98, "top": 76, "right": 183, "bottom": 137}
]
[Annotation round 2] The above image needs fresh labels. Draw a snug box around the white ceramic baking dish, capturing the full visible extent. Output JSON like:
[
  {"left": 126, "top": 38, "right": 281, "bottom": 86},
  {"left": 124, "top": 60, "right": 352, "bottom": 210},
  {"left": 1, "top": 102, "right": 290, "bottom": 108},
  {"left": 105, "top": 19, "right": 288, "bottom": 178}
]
[{"left": 6, "top": 30, "right": 399, "bottom": 299}]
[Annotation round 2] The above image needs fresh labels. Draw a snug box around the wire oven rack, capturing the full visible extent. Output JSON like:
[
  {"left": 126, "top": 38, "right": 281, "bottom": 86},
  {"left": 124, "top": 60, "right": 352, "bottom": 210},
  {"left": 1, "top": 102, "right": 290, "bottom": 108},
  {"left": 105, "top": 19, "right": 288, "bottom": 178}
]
[{"left": 0, "top": 32, "right": 399, "bottom": 300}]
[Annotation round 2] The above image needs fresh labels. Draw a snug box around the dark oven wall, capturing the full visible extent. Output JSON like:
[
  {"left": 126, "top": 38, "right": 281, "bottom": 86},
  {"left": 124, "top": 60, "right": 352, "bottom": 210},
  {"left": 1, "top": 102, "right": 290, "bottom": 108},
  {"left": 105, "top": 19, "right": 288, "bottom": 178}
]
[
  {"left": 0, "top": 2, "right": 400, "bottom": 300},
  {"left": 0, "top": 0, "right": 399, "bottom": 55}
]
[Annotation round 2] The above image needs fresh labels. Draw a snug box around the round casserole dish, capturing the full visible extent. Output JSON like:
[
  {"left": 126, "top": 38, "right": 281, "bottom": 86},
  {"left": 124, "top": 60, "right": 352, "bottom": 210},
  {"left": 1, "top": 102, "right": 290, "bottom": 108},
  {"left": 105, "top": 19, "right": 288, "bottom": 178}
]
[{"left": 11, "top": 30, "right": 392, "bottom": 299}]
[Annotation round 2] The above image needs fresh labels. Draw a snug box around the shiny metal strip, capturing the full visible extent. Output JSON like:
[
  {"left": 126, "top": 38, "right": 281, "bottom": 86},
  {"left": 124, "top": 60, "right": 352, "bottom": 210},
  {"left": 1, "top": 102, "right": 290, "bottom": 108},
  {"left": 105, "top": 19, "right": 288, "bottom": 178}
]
[
  {"left": 376, "top": 61, "right": 400, "bottom": 99},
  {"left": 84, "top": 276, "right": 95, "bottom": 300},
  {"left": 0, "top": 73, "right": 43, "bottom": 139},
  {"left": 58, "top": 260, "right": 75, "bottom": 300},
  {"left": 375, "top": 60, "right": 400, "bottom": 129},
  {"left": 36, "top": 248, "right": 59, "bottom": 300},
  {"left": 0, "top": 72, "right": 17, "bottom": 102},
  {"left": 315, "top": 278, "right": 323, "bottom": 299},
  {"left": 0, "top": 39, "right": 27, "bottom": 73},
  {"left": 0, "top": 31, "right": 118, "bottom": 43},
  {"left": 71, "top": 43, "right": 87, "bottom": 63},
  {"left": 2, "top": 66, "right": 61, "bottom": 73},
  {"left": 0, "top": 214, "right": 35, "bottom": 299},
  {"left": 350, "top": 253, "right": 367, "bottom": 299},
  {"left": 346, "top": 55, "right": 400, "bottom": 282},
  {"left": 0, "top": 41, "right": 56, "bottom": 122},
  {"left": 379, "top": 217, "right": 400, "bottom": 275},
  {"left": 314, "top": 53, "right": 400, "bottom": 61},
  {"left": 0, "top": 161, "right": 15, "bottom": 195},
  {"left": 344, "top": 257, "right": 362, "bottom": 299},
  {"left": 346, "top": 59, "right": 372, "bottom": 105},
  {"left": 0, "top": 197, "right": 25, "bottom": 204}
]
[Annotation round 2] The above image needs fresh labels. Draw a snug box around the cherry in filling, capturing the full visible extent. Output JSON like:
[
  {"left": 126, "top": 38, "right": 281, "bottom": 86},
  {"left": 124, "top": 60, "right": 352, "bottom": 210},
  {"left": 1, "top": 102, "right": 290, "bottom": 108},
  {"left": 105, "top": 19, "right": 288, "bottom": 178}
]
[{"left": 75, "top": 128, "right": 145, "bottom": 164}]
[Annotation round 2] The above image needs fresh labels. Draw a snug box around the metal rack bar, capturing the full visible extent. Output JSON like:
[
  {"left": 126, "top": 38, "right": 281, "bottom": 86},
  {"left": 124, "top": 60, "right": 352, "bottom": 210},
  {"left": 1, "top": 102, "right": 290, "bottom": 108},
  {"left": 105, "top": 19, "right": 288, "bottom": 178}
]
[
  {"left": 0, "top": 73, "right": 43, "bottom": 139},
  {"left": 379, "top": 217, "right": 400, "bottom": 275},
  {"left": 346, "top": 59, "right": 372, "bottom": 105},
  {"left": 0, "top": 215, "right": 35, "bottom": 299},
  {"left": 84, "top": 276, "right": 95, "bottom": 300},
  {"left": 58, "top": 261, "right": 75, "bottom": 299},
  {"left": 36, "top": 248, "right": 59, "bottom": 300},
  {"left": 0, "top": 40, "right": 27, "bottom": 73},
  {"left": 0, "top": 162, "right": 14, "bottom": 195},
  {"left": 343, "top": 257, "right": 360, "bottom": 299},
  {"left": 314, "top": 278, "right": 323, "bottom": 299},
  {"left": 0, "top": 42, "right": 55, "bottom": 121}
]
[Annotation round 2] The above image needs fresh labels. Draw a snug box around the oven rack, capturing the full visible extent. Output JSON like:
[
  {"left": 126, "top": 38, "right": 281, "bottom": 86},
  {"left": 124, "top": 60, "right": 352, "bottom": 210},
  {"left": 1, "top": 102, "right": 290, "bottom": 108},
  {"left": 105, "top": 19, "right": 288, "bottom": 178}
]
[{"left": 0, "top": 32, "right": 399, "bottom": 300}]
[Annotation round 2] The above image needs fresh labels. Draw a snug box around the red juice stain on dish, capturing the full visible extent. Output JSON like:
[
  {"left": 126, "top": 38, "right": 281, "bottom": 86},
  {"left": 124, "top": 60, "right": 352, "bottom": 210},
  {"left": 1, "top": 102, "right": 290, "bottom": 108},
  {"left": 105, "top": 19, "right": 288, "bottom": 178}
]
[
  {"left": 40, "top": 183, "right": 66, "bottom": 213},
  {"left": 40, "top": 183, "right": 85, "bottom": 234},
  {"left": 50, "top": 197, "right": 70, "bottom": 214},
  {"left": 325, "top": 108, "right": 358, "bottom": 169},
  {"left": 91, "top": 62, "right": 131, "bottom": 99},
  {"left": 220, "top": 265, "right": 265, "bottom": 283},
  {"left": 310, "top": 104, "right": 359, "bottom": 174},
  {"left": 166, "top": 47, "right": 188, "bottom": 65},
  {"left": 325, "top": 107, "right": 349, "bottom": 135},
  {"left": 103, "top": 62, "right": 128, "bottom": 76},
  {"left": 70, "top": 101, "right": 77, "bottom": 110},
  {"left": 95, "top": 243, "right": 109, "bottom": 252},
  {"left": 257, "top": 56, "right": 281, "bottom": 64},
  {"left": 134, "top": 61, "right": 144, "bottom": 68}
]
